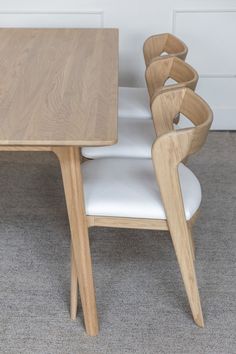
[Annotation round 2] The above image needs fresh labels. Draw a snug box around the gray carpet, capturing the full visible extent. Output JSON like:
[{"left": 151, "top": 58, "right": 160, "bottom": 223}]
[{"left": 0, "top": 132, "right": 235, "bottom": 354}]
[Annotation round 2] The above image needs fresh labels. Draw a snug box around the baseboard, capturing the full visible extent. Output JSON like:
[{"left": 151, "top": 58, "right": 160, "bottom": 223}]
[{"left": 210, "top": 107, "right": 236, "bottom": 130}]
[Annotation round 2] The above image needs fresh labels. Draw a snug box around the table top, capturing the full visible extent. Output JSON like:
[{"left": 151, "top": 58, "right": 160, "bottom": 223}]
[{"left": 0, "top": 28, "right": 118, "bottom": 146}]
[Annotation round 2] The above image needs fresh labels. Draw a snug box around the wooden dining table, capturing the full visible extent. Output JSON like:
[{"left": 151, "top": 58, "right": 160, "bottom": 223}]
[{"left": 0, "top": 28, "right": 118, "bottom": 336}]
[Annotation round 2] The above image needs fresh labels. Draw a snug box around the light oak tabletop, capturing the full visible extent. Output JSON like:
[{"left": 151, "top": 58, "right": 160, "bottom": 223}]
[{"left": 0, "top": 28, "right": 118, "bottom": 146}]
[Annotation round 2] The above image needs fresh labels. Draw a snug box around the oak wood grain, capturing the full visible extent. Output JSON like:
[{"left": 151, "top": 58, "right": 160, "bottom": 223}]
[
  {"left": 145, "top": 56, "right": 199, "bottom": 104},
  {"left": 0, "top": 28, "right": 118, "bottom": 146},
  {"left": 86, "top": 213, "right": 198, "bottom": 231},
  {"left": 143, "top": 33, "right": 188, "bottom": 67},
  {"left": 53, "top": 146, "right": 99, "bottom": 336},
  {"left": 151, "top": 88, "right": 213, "bottom": 327}
]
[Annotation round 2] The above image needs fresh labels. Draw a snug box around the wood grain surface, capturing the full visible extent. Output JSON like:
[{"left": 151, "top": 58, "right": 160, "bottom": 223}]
[{"left": 0, "top": 28, "right": 118, "bottom": 146}]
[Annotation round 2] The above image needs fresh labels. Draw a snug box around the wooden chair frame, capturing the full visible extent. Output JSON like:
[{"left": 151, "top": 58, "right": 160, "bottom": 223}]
[
  {"left": 145, "top": 56, "right": 198, "bottom": 126},
  {"left": 143, "top": 33, "right": 188, "bottom": 67},
  {"left": 70, "top": 87, "right": 213, "bottom": 334},
  {"left": 145, "top": 56, "right": 199, "bottom": 104}
]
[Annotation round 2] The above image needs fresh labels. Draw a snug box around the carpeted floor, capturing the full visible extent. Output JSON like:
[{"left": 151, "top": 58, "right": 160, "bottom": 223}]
[{"left": 0, "top": 132, "right": 235, "bottom": 354}]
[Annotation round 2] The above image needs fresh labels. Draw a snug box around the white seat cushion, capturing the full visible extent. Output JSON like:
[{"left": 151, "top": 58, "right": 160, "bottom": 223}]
[
  {"left": 82, "top": 118, "right": 155, "bottom": 159},
  {"left": 118, "top": 87, "right": 151, "bottom": 119},
  {"left": 82, "top": 158, "right": 202, "bottom": 221}
]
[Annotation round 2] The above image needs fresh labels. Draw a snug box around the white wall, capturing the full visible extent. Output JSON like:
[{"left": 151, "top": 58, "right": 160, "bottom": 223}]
[{"left": 0, "top": 0, "right": 236, "bottom": 129}]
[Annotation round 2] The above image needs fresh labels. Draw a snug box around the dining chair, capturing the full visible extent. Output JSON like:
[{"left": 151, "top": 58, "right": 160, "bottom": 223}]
[
  {"left": 82, "top": 57, "right": 198, "bottom": 159},
  {"left": 71, "top": 87, "right": 213, "bottom": 332},
  {"left": 119, "top": 33, "right": 188, "bottom": 120}
]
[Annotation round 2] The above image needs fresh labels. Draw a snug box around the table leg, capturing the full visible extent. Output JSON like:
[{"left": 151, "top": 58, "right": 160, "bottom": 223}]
[{"left": 53, "top": 146, "right": 99, "bottom": 336}]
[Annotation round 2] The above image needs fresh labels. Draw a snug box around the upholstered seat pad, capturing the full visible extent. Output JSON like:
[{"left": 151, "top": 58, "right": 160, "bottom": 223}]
[
  {"left": 118, "top": 87, "right": 151, "bottom": 119},
  {"left": 82, "top": 118, "right": 155, "bottom": 159},
  {"left": 82, "top": 158, "right": 202, "bottom": 220}
]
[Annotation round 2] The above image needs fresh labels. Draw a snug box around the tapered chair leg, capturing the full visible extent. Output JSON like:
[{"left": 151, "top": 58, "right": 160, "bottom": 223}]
[
  {"left": 153, "top": 141, "right": 204, "bottom": 327},
  {"left": 169, "top": 222, "right": 203, "bottom": 327},
  {"left": 188, "top": 224, "right": 195, "bottom": 261},
  {"left": 71, "top": 246, "right": 78, "bottom": 320}
]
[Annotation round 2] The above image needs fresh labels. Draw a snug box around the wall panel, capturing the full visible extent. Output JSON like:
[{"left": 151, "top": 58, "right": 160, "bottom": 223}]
[
  {"left": 173, "top": 9, "right": 236, "bottom": 129},
  {"left": 0, "top": 1, "right": 235, "bottom": 129},
  {"left": 0, "top": 11, "right": 103, "bottom": 28}
]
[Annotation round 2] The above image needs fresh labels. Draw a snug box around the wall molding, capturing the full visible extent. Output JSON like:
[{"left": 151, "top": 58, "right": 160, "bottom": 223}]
[
  {"left": 172, "top": 8, "right": 236, "bottom": 129},
  {"left": 172, "top": 9, "right": 236, "bottom": 78},
  {"left": 0, "top": 10, "right": 104, "bottom": 28}
]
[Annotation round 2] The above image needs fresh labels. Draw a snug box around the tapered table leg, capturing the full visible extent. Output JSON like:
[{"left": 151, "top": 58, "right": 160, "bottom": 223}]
[{"left": 54, "top": 147, "right": 99, "bottom": 336}]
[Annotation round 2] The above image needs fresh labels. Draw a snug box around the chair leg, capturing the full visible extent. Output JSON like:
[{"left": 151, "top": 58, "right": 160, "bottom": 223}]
[
  {"left": 188, "top": 225, "right": 195, "bottom": 261},
  {"left": 70, "top": 246, "right": 78, "bottom": 320},
  {"left": 153, "top": 155, "right": 203, "bottom": 327},
  {"left": 169, "top": 223, "right": 204, "bottom": 327}
]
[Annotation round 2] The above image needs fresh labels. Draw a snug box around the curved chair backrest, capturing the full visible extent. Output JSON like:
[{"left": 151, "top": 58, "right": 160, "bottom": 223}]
[
  {"left": 145, "top": 57, "right": 199, "bottom": 104},
  {"left": 143, "top": 33, "right": 188, "bottom": 67},
  {"left": 152, "top": 88, "right": 213, "bottom": 165},
  {"left": 151, "top": 87, "right": 213, "bottom": 234}
]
